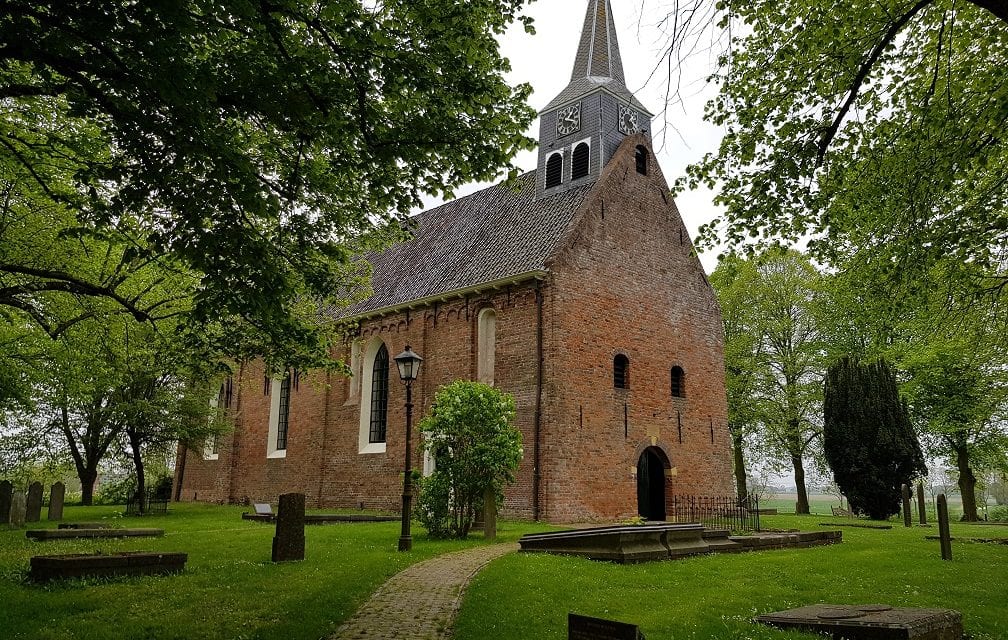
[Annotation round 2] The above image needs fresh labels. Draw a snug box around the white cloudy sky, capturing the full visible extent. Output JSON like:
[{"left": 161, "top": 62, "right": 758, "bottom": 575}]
[{"left": 430, "top": 0, "right": 727, "bottom": 271}]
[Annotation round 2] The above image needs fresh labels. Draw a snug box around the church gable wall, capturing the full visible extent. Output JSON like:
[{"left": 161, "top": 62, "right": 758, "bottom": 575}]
[{"left": 540, "top": 134, "right": 734, "bottom": 522}]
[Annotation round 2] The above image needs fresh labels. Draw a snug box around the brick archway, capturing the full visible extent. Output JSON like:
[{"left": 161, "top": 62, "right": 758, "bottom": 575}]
[{"left": 636, "top": 446, "right": 670, "bottom": 521}]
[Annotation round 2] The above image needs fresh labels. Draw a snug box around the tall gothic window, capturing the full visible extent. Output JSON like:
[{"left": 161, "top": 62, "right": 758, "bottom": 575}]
[
  {"left": 614, "top": 354, "right": 630, "bottom": 389},
  {"left": 276, "top": 374, "right": 291, "bottom": 451},
  {"left": 545, "top": 152, "right": 563, "bottom": 188},
  {"left": 572, "top": 142, "right": 590, "bottom": 179},
  {"left": 671, "top": 366, "right": 686, "bottom": 398},
  {"left": 477, "top": 308, "right": 497, "bottom": 385},
  {"left": 369, "top": 344, "right": 390, "bottom": 443}
]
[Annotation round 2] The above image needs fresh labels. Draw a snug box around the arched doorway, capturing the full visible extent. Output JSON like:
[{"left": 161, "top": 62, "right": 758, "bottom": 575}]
[{"left": 636, "top": 447, "right": 668, "bottom": 521}]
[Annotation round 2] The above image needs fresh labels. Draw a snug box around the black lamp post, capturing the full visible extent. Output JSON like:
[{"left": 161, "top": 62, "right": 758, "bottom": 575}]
[{"left": 394, "top": 345, "right": 423, "bottom": 552}]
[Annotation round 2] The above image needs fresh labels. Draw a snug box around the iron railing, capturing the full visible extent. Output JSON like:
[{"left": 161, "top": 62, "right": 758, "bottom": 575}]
[
  {"left": 125, "top": 487, "right": 169, "bottom": 516},
  {"left": 667, "top": 494, "right": 761, "bottom": 532}
]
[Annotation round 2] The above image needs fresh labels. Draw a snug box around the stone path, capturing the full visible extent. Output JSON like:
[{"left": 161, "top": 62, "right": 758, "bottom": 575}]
[{"left": 330, "top": 542, "right": 518, "bottom": 640}]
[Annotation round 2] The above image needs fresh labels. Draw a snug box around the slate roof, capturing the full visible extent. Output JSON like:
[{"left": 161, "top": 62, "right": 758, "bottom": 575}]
[
  {"left": 342, "top": 172, "right": 593, "bottom": 317},
  {"left": 542, "top": 0, "right": 653, "bottom": 115}
]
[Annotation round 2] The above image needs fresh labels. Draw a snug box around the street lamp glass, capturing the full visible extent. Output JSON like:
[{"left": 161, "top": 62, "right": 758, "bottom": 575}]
[{"left": 394, "top": 346, "right": 423, "bottom": 382}]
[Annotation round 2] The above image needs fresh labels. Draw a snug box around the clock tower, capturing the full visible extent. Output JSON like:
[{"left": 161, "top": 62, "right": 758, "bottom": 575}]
[{"left": 536, "top": 0, "right": 654, "bottom": 198}]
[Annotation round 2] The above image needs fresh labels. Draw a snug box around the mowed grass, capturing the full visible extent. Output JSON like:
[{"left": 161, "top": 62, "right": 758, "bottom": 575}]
[
  {"left": 454, "top": 514, "right": 1008, "bottom": 640},
  {"left": 0, "top": 502, "right": 552, "bottom": 640}
]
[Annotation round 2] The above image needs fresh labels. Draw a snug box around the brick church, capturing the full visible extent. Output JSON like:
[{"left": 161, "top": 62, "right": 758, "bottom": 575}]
[{"left": 173, "top": 0, "right": 734, "bottom": 523}]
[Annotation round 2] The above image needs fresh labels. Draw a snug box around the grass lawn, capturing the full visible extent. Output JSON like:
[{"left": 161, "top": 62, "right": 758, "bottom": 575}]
[
  {"left": 0, "top": 502, "right": 551, "bottom": 640},
  {"left": 454, "top": 514, "right": 1008, "bottom": 640}
]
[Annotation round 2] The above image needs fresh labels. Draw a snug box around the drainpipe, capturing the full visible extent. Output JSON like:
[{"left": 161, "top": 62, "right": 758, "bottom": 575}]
[{"left": 533, "top": 281, "right": 544, "bottom": 521}]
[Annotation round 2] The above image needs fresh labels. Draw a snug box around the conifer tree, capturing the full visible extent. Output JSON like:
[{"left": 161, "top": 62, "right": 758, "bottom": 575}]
[{"left": 823, "top": 357, "right": 926, "bottom": 520}]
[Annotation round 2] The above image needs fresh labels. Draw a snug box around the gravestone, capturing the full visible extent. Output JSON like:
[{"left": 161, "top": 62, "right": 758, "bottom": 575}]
[
  {"left": 271, "top": 492, "right": 305, "bottom": 562},
  {"left": 483, "top": 487, "right": 497, "bottom": 541},
  {"left": 254, "top": 503, "right": 273, "bottom": 515},
  {"left": 901, "top": 484, "right": 912, "bottom": 528},
  {"left": 0, "top": 480, "right": 12, "bottom": 524},
  {"left": 916, "top": 482, "right": 927, "bottom": 525},
  {"left": 937, "top": 494, "right": 952, "bottom": 561},
  {"left": 26, "top": 482, "right": 43, "bottom": 523},
  {"left": 755, "top": 604, "right": 962, "bottom": 639},
  {"left": 569, "top": 613, "right": 643, "bottom": 640},
  {"left": 47, "top": 482, "right": 65, "bottom": 521},
  {"left": 10, "top": 491, "right": 27, "bottom": 527}
]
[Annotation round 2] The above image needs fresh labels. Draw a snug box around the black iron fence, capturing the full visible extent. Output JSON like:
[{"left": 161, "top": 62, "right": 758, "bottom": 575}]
[
  {"left": 125, "top": 487, "right": 169, "bottom": 516},
  {"left": 667, "top": 494, "right": 761, "bottom": 532}
]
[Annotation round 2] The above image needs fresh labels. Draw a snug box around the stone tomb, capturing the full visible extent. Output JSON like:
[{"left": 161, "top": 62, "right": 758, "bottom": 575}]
[
  {"left": 48, "top": 482, "right": 65, "bottom": 521},
  {"left": 0, "top": 480, "right": 11, "bottom": 523},
  {"left": 568, "top": 613, "right": 643, "bottom": 640},
  {"left": 29, "top": 552, "right": 187, "bottom": 583},
  {"left": 26, "top": 528, "right": 163, "bottom": 541},
  {"left": 25, "top": 482, "right": 43, "bottom": 522},
  {"left": 754, "top": 605, "right": 963, "bottom": 640}
]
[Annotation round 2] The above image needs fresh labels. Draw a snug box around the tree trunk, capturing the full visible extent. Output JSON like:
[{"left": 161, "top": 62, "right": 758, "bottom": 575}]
[
  {"left": 956, "top": 446, "right": 979, "bottom": 522},
  {"left": 79, "top": 467, "right": 98, "bottom": 506},
  {"left": 731, "top": 426, "right": 748, "bottom": 501},
  {"left": 127, "top": 426, "right": 146, "bottom": 514},
  {"left": 793, "top": 455, "right": 810, "bottom": 514}
]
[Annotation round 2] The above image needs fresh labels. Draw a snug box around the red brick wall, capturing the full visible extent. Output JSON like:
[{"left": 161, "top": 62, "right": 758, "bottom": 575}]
[{"left": 174, "top": 135, "right": 733, "bottom": 522}]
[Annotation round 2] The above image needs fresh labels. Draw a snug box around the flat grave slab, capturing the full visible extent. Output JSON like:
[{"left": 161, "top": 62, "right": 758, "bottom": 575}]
[
  {"left": 242, "top": 512, "right": 398, "bottom": 524},
  {"left": 925, "top": 535, "right": 1008, "bottom": 545},
  {"left": 26, "top": 528, "right": 163, "bottom": 541},
  {"left": 820, "top": 522, "right": 894, "bottom": 530},
  {"left": 754, "top": 604, "right": 962, "bottom": 640},
  {"left": 29, "top": 552, "right": 186, "bottom": 583},
  {"left": 58, "top": 522, "right": 117, "bottom": 530}
]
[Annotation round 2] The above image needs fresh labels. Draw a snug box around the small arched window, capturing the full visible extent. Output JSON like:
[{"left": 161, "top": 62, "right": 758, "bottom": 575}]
[
  {"left": 671, "top": 366, "right": 685, "bottom": 398},
  {"left": 545, "top": 152, "right": 563, "bottom": 188},
  {"left": 635, "top": 145, "right": 649, "bottom": 175},
  {"left": 614, "top": 354, "right": 629, "bottom": 389},
  {"left": 369, "top": 344, "right": 390, "bottom": 443},
  {"left": 572, "top": 142, "right": 590, "bottom": 180}
]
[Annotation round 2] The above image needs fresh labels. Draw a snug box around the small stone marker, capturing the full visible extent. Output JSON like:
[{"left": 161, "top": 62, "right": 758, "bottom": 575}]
[
  {"left": 755, "top": 604, "right": 962, "bottom": 639},
  {"left": 902, "top": 484, "right": 912, "bottom": 528},
  {"left": 0, "top": 480, "right": 11, "bottom": 524},
  {"left": 47, "top": 482, "right": 65, "bottom": 521},
  {"left": 569, "top": 613, "right": 643, "bottom": 640},
  {"left": 271, "top": 492, "right": 305, "bottom": 562},
  {"left": 483, "top": 487, "right": 497, "bottom": 541},
  {"left": 937, "top": 494, "right": 952, "bottom": 561},
  {"left": 26, "top": 483, "right": 43, "bottom": 523},
  {"left": 916, "top": 482, "right": 927, "bottom": 525},
  {"left": 10, "top": 491, "right": 27, "bottom": 527},
  {"left": 254, "top": 503, "right": 273, "bottom": 515}
]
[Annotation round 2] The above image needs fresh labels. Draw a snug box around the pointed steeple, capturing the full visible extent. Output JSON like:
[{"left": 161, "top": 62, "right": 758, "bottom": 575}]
[
  {"left": 541, "top": 0, "right": 652, "bottom": 116},
  {"left": 570, "top": 0, "right": 626, "bottom": 84}
]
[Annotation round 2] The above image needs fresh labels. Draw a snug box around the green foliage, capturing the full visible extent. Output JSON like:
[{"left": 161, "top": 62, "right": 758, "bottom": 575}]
[
  {"left": 682, "top": 0, "right": 1008, "bottom": 294},
  {"left": 95, "top": 475, "right": 137, "bottom": 506},
  {"left": 990, "top": 506, "right": 1008, "bottom": 522},
  {"left": 0, "top": 1, "right": 537, "bottom": 366},
  {"left": 415, "top": 381, "right": 522, "bottom": 539},
  {"left": 823, "top": 357, "right": 927, "bottom": 520}
]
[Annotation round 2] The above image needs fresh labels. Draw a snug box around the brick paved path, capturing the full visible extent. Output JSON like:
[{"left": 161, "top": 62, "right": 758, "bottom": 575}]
[{"left": 330, "top": 542, "right": 518, "bottom": 640}]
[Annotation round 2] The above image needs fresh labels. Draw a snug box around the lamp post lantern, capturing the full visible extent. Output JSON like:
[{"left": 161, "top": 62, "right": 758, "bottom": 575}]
[{"left": 394, "top": 345, "right": 423, "bottom": 552}]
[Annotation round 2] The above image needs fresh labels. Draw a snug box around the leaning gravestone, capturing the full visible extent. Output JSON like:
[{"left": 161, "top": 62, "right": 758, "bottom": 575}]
[
  {"left": 47, "top": 482, "right": 65, "bottom": 521},
  {"left": 26, "top": 482, "right": 43, "bottom": 523},
  {"left": 901, "top": 484, "right": 912, "bottom": 528},
  {"left": 10, "top": 491, "right": 27, "bottom": 527},
  {"left": 569, "top": 613, "right": 643, "bottom": 640},
  {"left": 271, "top": 493, "right": 305, "bottom": 562},
  {"left": 0, "top": 480, "right": 12, "bottom": 524},
  {"left": 917, "top": 482, "right": 927, "bottom": 526},
  {"left": 937, "top": 494, "right": 952, "bottom": 561}
]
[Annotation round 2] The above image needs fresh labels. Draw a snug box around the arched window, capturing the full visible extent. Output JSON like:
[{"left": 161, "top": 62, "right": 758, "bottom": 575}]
[
  {"left": 477, "top": 308, "right": 496, "bottom": 385},
  {"left": 635, "top": 145, "right": 649, "bottom": 175},
  {"left": 359, "top": 339, "right": 390, "bottom": 453},
  {"left": 671, "top": 366, "right": 685, "bottom": 398},
  {"left": 572, "top": 142, "right": 590, "bottom": 179},
  {"left": 545, "top": 152, "right": 563, "bottom": 188},
  {"left": 369, "top": 344, "right": 389, "bottom": 443},
  {"left": 266, "top": 372, "right": 292, "bottom": 458},
  {"left": 614, "top": 354, "right": 629, "bottom": 389}
]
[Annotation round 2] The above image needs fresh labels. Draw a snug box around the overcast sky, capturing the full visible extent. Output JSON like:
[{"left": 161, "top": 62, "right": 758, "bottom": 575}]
[{"left": 430, "top": 0, "right": 727, "bottom": 271}]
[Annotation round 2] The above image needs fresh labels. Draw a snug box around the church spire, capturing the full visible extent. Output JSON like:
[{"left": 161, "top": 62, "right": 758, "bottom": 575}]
[{"left": 570, "top": 0, "right": 626, "bottom": 84}]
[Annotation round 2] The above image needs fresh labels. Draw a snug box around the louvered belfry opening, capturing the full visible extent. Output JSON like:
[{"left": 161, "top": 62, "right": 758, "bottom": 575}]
[
  {"left": 545, "top": 153, "right": 563, "bottom": 188},
  {"left": 572, "top": 142, "right": 590, "bottom": 179},
  {"left": 635, "top": 145, "right": 648, "bottom": 175}
]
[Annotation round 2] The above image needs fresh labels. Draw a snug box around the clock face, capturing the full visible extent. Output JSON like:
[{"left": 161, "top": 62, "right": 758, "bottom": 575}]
[
  {"left": 618, "top": 105, "right": 638, "bottom": 135},
  {"left": 556, "top": 104, "right": 581, "bottom": 137}
]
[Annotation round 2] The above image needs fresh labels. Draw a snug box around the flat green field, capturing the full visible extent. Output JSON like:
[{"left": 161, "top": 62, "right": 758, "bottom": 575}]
[{"left": 3, "top": 505, "right": 1006, "bottom": 639}]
